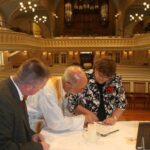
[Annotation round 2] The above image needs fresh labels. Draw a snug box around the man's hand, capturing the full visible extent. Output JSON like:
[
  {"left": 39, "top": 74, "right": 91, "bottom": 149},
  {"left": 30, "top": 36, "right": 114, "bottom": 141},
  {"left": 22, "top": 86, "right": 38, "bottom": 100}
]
[
  {"left": 85, "top": 112, "right": 99, "bottom": 123},
  {"left": 102, "top": 116, "right": 116, "bottom": 125},
  {"left": 32, "top": 134, "right": 50, "bottom": 150},
  {"left": 102, "top": 108, "right": 123, "bottom": 125},
  {"left": 32, "top": 133, "right": 44, "bottom": 143},
  {"left": 40, "top": 141, "right": 50, "bottom": 150},
  {"left": 75, "top": 105, "right": 99, "bottom": 123}
]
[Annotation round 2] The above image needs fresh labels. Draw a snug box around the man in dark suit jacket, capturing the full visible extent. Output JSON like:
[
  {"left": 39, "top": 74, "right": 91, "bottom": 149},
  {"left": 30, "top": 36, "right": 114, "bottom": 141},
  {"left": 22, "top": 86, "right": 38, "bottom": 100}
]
[{"left": 0, "top": 58, "right": 50, "bottom": 150}]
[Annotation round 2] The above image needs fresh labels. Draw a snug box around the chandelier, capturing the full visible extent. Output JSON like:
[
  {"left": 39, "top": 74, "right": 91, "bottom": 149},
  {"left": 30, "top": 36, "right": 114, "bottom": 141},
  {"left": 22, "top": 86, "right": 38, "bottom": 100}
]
[
  {"left": 19, "top": 1, "right": 48, "bottom": 24},
  {"left": 33, "top": 15, "right": 47, "bottom": 23},
  {"left": 129, "top": 1, "right": 150, "bottom": 22},
  {"left": 129, "top": 13, "right": 144, "bottom": 22},
  {"left": 143, "top": 2, "right": 150, "bottom": 11},
  {"left": 19, "top": 1, "right": 37, "bottom": 13}
]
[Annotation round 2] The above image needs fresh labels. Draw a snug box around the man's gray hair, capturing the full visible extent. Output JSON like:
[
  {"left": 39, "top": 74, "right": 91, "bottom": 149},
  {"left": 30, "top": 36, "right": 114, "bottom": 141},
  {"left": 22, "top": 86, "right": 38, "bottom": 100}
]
[
  {"left": 62, "top": 66, "right": 86, "bottom": 86},
  {"left": 15, "top": 58, "right": 50, "bottom": 85}
]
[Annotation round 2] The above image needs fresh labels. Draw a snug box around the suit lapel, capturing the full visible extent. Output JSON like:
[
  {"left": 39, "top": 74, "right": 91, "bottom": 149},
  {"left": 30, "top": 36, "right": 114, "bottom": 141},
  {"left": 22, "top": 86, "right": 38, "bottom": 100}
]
[{"left": 7, "top": 78, "right": 32, "bottom": 139}]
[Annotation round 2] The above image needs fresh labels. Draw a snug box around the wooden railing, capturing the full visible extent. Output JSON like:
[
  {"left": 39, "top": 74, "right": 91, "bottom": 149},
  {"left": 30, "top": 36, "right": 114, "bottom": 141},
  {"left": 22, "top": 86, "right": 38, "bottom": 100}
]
[
  {"left": 0, "top": 29, "right": 150, "bottom": 51},
  {"left": 126, "top": 92, "right": 150, "bottom": 110},
  {"left": 123, "top": 81, "right": 150, "bottom": 93},
  {"left": 0, "top": 29, "right": 42, "bottom": 51}
]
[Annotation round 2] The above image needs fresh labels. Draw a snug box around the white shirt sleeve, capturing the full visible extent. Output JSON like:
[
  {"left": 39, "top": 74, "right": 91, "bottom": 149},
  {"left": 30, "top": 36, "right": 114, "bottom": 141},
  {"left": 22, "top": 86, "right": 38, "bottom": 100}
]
[{"left": 27, "top": 81, "right": 85, "bottom": 132}]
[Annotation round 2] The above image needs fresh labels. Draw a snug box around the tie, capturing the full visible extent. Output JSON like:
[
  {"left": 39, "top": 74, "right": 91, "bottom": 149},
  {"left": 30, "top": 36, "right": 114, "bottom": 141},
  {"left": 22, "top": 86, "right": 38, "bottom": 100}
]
[
  {"left": 20, "top": 96, "right": 27, "bottom": 111},
  {"left": 19, "top": 96, "right": 31, "bottom": 139}
]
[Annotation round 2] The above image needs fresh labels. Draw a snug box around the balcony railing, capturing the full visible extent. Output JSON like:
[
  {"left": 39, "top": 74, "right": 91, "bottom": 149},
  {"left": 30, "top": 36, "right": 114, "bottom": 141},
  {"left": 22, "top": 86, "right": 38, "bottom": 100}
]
[{"left": 0, "top": 29, "right": 150, "bottom": 51}]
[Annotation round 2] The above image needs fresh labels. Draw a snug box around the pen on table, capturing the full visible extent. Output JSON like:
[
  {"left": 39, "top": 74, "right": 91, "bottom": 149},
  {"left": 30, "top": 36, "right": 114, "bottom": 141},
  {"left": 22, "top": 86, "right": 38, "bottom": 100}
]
[
  {"left": 105, "top": 129, "right": 119, "bottom": 135},
  {"left": 97, "top": 129, "right": 119, "bottom": 137}
]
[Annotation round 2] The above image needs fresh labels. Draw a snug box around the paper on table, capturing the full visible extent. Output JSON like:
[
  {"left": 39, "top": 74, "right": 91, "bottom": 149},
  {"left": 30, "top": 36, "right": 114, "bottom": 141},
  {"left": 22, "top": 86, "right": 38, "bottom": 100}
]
[{"left": 96, "top": 122, "right": 119, "bottom": 135}]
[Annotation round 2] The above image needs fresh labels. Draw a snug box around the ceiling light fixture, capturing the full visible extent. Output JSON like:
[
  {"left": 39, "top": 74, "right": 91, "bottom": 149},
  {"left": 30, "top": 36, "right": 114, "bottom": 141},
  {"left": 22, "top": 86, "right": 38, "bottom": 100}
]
[
  {"left": 34, "top": 15, "right": 47, "bottom": 23},
  {"left": 143, "top": 2, "right": 150, "bottom": 11},
  {"left": 129, "top": 1, "right": 150, "bottom": 23},
  {"left": 19, "top": 1, "right": 37, "bottom": 13},
  {"left": 129, "top": 13, "right": 144, "bottom": 22}
]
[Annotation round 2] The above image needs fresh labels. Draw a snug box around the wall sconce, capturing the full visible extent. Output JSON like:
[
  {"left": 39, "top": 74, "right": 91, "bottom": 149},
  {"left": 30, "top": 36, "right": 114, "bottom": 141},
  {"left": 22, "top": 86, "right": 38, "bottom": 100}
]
[
  {"left": 42, "top": 51, "right": 47, "bottom": 56},
  {"left": 129, "top": 51, "right": 133, "bottom": 56},
  {"left": 69, "top": 51, "right": 74, "bottom": 59},
  {"left": 95, "top": 51, "right": 100, "bottom": 55},
  {"left": 48, "top": 52, "right": 51, "bottom": 56},
  {"left": 101, "top": 51, "right": 106, "bottom": 56},
  {"left": 69, "top": 51, "right": 73, "bottom": 55},
  {"left": 123, "top": 51, "right": 127, "bottom": 58},
  {"left": 23, "top": 51, "right": 27, "bottom": 55},
  {"left": 74, "top": 51, "right": 78, "bottom": 56}
]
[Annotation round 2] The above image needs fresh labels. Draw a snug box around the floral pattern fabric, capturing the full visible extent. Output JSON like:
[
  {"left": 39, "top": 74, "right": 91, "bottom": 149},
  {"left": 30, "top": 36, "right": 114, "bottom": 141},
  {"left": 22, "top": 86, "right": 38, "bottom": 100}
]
[{"left": 66, "top": 69, "right": 127, "bottom": 119}]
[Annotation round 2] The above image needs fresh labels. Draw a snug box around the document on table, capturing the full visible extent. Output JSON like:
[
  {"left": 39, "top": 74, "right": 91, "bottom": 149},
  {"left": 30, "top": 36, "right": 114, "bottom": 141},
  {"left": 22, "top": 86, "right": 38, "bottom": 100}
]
[{"left": 96, "top": 122, "right": 119, "bottom": 135}]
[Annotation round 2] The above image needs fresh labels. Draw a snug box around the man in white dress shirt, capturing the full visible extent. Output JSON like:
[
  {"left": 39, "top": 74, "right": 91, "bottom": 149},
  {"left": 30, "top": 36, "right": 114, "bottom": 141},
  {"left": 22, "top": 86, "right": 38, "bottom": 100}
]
[{"left": 27, "top": 66, "right": 98, "bottom": 132}]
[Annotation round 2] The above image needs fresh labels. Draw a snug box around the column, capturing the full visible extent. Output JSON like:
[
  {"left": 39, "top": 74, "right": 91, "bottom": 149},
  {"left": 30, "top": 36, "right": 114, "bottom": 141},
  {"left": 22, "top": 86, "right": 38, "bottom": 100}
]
[{"left": 0, "top": 51, "right": 4, "bottom": 65}]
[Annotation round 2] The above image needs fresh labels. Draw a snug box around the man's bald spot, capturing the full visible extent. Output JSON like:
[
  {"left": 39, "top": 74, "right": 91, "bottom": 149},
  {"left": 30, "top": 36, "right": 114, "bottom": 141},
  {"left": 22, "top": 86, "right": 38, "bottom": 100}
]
[{"left": 63, "top": 66, "right": 87, "bottom": 85}]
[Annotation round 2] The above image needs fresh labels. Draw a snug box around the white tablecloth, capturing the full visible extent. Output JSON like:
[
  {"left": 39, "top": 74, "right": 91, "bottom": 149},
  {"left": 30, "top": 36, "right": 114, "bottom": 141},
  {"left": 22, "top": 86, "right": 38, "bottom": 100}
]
[{"left": 41, "top": 121, "right": 143, "bottom": 150}]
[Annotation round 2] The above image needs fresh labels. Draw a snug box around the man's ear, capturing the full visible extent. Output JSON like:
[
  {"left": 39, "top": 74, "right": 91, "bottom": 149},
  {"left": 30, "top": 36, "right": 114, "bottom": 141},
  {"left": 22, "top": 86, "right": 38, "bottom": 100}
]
[
  {"left": 65, "top": 82, "right": 72, "bottom": 89},
  {"left": 22, "top": 84, "right": 33, "bottom": 93}
]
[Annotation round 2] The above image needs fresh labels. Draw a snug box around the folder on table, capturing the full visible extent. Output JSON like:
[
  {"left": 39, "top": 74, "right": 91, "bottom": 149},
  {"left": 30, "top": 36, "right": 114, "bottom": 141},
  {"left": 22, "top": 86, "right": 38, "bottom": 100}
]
[{"left": 136, "top": 122, "right": 150, "bottom": 150}]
